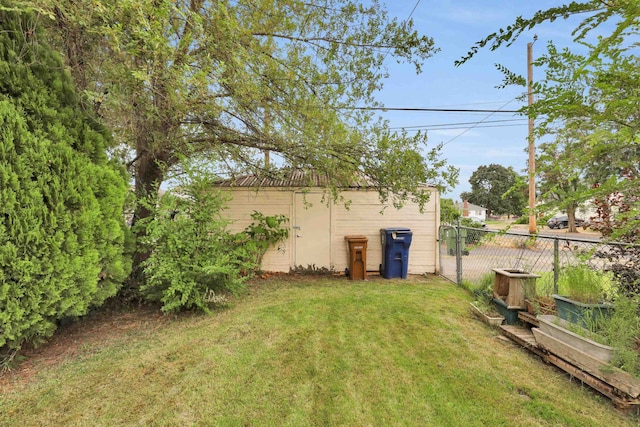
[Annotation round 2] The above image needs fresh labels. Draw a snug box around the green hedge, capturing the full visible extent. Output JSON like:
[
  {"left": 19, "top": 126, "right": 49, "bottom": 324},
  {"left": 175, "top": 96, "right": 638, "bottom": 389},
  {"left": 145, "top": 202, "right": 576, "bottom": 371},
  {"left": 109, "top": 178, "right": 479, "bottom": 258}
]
[{"left": 0, "top": 10, "right": 130, "bottom": 351}]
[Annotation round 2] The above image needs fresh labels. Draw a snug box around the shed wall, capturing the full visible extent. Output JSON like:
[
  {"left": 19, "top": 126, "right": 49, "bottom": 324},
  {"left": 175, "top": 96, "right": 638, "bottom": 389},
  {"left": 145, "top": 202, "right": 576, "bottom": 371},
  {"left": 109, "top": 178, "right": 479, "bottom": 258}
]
[{"left": 218, "top": 187, "right": 439, "bottom": 274}]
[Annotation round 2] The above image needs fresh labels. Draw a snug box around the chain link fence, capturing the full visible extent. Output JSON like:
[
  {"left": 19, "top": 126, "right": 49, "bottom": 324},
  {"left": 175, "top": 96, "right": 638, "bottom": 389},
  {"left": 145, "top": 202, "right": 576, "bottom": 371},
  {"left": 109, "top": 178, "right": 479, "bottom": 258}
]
[{"left": 439, "top": 224, "right": 619, "bottom": 294}]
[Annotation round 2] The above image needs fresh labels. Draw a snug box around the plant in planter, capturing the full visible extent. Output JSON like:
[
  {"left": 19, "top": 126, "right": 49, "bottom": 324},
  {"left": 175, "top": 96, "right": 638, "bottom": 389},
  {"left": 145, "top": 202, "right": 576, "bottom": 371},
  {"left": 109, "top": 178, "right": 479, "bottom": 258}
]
[
  {"left": 470, "top": 294, "right": 505, "bottom": 327},
  {"left": 552, "top": 265, "right": 615, "bottom": 325},
  {"left": 597, "top": 295, "right": 640, "bottom": 378},
  {"left": 468, "top": 273, "right": 505, "bottom": 327},
  {"left": 533, "top": 295, "right": 640, "bottom": 398},
  {"left": 522, "top": 272, "right": 556, "bottom": 315}
]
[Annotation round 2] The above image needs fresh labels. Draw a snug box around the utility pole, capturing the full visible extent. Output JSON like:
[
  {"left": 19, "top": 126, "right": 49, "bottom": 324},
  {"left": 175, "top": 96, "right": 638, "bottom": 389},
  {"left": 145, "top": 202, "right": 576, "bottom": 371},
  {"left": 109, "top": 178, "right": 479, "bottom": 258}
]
[{"left": 528, "top": 41, "right": 537, "bottom": 234}]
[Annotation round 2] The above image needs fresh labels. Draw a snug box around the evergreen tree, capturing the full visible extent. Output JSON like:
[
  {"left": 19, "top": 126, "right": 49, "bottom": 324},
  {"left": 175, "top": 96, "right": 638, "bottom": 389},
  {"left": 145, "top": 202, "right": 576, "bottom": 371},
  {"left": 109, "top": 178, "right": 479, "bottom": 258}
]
[{"left": 0, "top": 9, "right": 131, "bottom": 352}]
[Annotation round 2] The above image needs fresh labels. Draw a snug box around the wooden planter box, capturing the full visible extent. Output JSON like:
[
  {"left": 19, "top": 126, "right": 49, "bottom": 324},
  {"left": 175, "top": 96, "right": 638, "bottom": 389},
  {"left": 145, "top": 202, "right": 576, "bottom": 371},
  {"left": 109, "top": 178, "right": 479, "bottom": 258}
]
[
  {"left": 533, "top": 315, "right": 640, "bottom": 399},
  {"left": 525, "top": 297, "right": 557, "bottom": 315},
  {"left": 492, "top": 296, "right": 522, "bottom": 325},
  {"left": 492, "top": 268, "right": 540, "bottom": 310},
  {"left": 470, "top": 302, "right": 504, "bottom": 327},
  {"left": 536, "top": 315, "right": 612, "bottom": 362}
]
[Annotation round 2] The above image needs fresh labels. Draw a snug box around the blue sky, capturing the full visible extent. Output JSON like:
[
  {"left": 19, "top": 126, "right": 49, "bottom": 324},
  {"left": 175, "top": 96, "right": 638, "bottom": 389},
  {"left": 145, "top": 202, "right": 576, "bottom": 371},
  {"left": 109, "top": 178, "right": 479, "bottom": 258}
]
[{"left": 376, "top": 1, "right": 585, "bottom": 201}]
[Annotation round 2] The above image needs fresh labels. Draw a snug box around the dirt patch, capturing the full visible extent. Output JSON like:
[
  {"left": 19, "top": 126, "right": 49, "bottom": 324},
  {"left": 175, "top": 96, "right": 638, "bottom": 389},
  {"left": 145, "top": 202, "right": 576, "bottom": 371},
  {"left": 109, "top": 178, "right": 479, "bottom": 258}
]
[{"left": 0, "top": 304, "right": 168, "bottom": 392}]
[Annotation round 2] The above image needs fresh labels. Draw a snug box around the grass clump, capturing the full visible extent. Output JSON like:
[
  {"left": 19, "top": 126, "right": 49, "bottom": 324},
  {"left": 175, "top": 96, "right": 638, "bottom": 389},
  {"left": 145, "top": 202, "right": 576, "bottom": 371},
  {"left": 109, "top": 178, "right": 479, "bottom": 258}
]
[
  {"left": 556, "top": 265, "right": 615, "bottom": 303},
  {"left": 571, "top": 295, "right": 640, "bottom": 378},
  {"left": 604, "top": 296, "right": 640, "bottom": 376}
]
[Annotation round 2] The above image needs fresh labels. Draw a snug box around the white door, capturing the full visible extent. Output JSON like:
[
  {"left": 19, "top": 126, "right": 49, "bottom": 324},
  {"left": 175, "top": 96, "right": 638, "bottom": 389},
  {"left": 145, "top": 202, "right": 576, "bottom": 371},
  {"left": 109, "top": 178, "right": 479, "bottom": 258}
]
[{"left": 294, "top": 192, "right": 331, "bottom": 268}]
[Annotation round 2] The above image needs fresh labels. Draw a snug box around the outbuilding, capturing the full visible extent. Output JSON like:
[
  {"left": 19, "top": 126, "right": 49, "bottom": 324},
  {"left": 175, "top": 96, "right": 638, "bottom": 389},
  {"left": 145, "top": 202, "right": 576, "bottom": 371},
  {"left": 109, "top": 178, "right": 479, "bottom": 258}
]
[{"left": 214, "top": 170, "right": 440, "bottom": 275}]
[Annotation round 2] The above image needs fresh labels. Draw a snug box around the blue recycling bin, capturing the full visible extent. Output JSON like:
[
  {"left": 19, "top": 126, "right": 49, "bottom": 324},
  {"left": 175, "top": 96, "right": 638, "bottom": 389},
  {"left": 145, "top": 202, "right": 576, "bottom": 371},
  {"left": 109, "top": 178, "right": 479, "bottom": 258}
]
[{"left": 380, "top": 228, "right": 413, "bottom": 279}]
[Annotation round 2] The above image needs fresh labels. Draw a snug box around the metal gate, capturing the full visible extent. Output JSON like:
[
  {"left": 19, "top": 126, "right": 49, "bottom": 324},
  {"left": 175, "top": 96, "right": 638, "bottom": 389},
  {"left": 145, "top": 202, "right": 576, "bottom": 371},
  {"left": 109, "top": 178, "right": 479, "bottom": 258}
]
[{"left": 438, "top": 225, "right": 459, "bottom": 284}]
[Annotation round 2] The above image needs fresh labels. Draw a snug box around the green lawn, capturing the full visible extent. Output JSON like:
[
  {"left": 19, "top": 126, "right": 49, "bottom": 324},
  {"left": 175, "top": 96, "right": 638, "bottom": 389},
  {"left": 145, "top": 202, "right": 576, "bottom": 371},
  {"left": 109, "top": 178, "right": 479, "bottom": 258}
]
[{"left": 0, "top": 275, "right": 635, "bottom": 426}]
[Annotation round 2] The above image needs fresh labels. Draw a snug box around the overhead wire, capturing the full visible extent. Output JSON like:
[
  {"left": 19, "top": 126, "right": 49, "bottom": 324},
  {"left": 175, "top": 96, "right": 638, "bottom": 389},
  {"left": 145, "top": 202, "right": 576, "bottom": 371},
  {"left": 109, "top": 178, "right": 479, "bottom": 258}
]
[
  {"left": 389, "top": 118, "right": 527, "bottom": 130},
  {"left": 441, "top": 98, "right": 520, "bottom": 146},
  {"left": 350, "top": 1, "right": 525, "bottom": 143},
  {"left": 404, "top": 123, "right": 528, "bottom": 132},
  {"left": 352, "top": 0, "right": 422, "bottom": 110},
  {"left": 348, "top": 106, "right": 520, "bottom": 114},
  {"left": 350, "top": 106, "right": 520, "bottom": 113}
]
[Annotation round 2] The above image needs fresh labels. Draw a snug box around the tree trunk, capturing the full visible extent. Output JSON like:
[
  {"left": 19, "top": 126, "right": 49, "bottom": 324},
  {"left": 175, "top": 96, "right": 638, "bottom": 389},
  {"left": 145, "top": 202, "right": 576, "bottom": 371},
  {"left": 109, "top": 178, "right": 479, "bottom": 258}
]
[
  {"left": 567, "top": 205, "right": 578, "bottom": 233},
  {"left": 127, "top": 139, "right": 166, "bottom": 291}
]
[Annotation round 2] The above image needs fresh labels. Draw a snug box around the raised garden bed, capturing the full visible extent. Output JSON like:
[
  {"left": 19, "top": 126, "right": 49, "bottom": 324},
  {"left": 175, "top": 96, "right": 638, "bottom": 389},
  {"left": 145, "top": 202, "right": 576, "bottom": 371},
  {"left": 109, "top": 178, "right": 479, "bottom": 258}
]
[
  {"left": 470, "top": 302, "right": 504, "bottom": 327},
  {"left": 552, "top": 294, "right": 615, "bottom": 326},
  {"left": 532, "top": 315, "right": 640, "bottom": 399}
]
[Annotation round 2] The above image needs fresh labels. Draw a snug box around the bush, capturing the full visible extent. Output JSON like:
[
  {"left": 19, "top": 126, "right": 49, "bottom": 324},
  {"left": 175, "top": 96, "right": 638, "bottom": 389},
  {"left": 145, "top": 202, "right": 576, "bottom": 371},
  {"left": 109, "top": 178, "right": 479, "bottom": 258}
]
[
  {"left": 139, "top": 173, "right": 289, "bottom": 313},
  {"left": 0, "top": 10, "right": 130, "bottom": 352},
  {"left": 460, "top": 217, "right": 484, "bottom": 228},
  {"left": 240, "top": 211, "right": 289, "bottom": 267},
  {"left": 512, "top": 216, "right": 528, "bottom": 225}
]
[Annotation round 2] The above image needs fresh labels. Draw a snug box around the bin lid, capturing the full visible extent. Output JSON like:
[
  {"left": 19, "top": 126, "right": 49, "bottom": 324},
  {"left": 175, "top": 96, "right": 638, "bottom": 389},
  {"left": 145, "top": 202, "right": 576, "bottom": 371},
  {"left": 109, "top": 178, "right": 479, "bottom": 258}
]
[
  {"left": 344, "top": 235, "right": 368, "bottom": 242},
  {"left": 380, "top": 228, "right": 411, "bottom": 234}
]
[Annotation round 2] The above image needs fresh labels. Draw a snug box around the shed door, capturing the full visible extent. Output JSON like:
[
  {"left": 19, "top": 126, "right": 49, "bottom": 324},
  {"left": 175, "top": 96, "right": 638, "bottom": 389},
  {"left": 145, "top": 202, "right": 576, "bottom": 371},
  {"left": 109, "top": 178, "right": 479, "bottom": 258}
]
[{"left": 294, "top": 192, "right": 331, "bottom": 268}]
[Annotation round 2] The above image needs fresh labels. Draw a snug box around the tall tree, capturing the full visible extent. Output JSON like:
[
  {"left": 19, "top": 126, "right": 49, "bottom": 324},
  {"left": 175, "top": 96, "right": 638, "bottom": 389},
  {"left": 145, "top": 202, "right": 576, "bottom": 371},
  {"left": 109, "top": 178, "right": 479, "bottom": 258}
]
[
  {"left": 461, "top": 164, "right": 525, "bottom": 217},
  {"left": 458, "top": 1, "right": 640, "bottom": 291},
  {"left": 440, "top": 198, "right": 461, "bottom": 224},
  {"left": 536, "top": 128, "right": 590, "bottom": 233},
  {"left": 25, "top": 0, "right": 458, "bottom": 288},
  {"left": 0, "top": 8, "right": 130, "bottom": 352},
  {"left": 457, "top": 1, "right": 640, "bottom": 238}
]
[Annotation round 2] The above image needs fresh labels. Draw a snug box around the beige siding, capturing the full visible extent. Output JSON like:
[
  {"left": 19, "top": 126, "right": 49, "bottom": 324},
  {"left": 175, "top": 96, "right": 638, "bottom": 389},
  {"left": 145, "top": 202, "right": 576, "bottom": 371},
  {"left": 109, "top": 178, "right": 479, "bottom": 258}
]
[
  {"left": 331, "top": 190, "right": 438, "bottom": 274},
  {"left": 219, "top": 187, "right": 439, "bottom": 274}
]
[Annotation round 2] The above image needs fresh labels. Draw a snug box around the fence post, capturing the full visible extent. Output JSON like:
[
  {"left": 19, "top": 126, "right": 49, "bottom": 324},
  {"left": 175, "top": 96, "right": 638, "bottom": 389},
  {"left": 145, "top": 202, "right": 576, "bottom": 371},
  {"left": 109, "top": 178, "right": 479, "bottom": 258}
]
[
  {"left": 553, "top": 237, "right": 559, "bottom": 293},
  {"left": 456, "top": 219, "right": 462, "bottom": 285}
]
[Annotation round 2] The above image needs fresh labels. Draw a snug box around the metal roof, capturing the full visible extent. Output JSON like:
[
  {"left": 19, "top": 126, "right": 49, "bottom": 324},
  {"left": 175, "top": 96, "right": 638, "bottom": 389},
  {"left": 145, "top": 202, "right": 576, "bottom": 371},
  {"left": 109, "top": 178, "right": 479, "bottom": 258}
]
[{"left": 213, "top": 169, "right": 376, "bottom": 188}]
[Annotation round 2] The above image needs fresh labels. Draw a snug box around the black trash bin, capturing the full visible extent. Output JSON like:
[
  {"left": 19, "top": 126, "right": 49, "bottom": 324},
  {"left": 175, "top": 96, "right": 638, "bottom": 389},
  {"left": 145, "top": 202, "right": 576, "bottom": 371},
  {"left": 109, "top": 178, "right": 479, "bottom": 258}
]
[{"left": 379, "top": 228, "right": 412, "bottom": 279}]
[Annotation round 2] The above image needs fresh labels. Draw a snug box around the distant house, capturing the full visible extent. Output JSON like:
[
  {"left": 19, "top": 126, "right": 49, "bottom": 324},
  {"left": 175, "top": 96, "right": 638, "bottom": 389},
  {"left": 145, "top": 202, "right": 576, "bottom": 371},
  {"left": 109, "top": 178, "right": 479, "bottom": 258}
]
[
  {"left": 459, "top": 200, "right": 487, "bottom": 221},
  {"left": 213, "top": 169, "right": 441, "bottom": 275}
]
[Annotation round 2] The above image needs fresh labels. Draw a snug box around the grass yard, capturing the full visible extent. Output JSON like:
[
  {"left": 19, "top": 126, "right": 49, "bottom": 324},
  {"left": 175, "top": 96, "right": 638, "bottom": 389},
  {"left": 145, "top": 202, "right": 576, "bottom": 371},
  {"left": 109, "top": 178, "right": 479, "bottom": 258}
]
[{"left": 0, "top": 275, "right": 636, "bottom": 426}]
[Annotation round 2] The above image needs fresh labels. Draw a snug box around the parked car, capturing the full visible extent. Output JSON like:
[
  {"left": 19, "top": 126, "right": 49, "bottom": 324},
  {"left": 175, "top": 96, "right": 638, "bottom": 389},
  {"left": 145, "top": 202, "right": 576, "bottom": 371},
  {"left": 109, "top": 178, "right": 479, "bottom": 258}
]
[
  {"left": 546, "top": 215, "right": 586, "bottom": 229},
  {"left": 466, "top": 216, "right": 487, "bottom": 228}
]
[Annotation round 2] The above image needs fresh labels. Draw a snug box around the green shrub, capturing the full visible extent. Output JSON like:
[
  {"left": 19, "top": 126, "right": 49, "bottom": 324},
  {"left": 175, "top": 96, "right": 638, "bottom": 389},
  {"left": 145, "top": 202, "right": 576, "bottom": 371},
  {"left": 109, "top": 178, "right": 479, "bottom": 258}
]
[
  {"left": 512, "top": 216, "right": 528, "bottom": 225},
  {"left": 462, "top": 272, "right": 494, "bottom": 295},
  {"left": 241, "top": 211, "right": 289, "bottom": 267},
  {"left": 0, "top": 10, "right": 130, "bottom": 352},
  {"left": 460, "top": 217, "right": 483, "bottom": 228},
  {"left": 139, "top": 172, "right": 289, "bottom": 313},
  {"left": 139, "top": 178, "right": 244, "bottom": 313}
]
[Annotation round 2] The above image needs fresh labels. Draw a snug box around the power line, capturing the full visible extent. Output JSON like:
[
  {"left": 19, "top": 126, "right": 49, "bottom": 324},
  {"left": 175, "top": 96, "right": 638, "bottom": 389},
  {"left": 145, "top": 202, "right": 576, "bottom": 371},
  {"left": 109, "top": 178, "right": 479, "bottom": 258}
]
[
  {"left": 355, "top": 0, "right": 422, "bottom": 109},
  {"left": 424, "top": 100, "right": 521, "bottom": 107},
  {"left": 407, "top": 0, "right": 422, "bottom": 19},
  {"left": 389, "top": 118, "right": 527, "bottom": 130},
  {"left": 442, "top": 98, "right": 519, "bottom": 146},
  {"left": 349, "top": 107, "right": 521, "bottom": 113},
  {"left": 404, "top": 123, "right": 528, "bottom": 132}
]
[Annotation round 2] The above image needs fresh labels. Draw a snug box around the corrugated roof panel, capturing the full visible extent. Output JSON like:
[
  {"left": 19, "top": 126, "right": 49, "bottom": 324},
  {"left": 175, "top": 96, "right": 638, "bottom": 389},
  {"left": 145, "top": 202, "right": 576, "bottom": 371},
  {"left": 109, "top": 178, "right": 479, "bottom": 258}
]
[
  {"left": 213, "top": 169, "right": 375, "bottom": 188},
  {"left": 211, "top": 169, "right": 445, "bottom": 189}
]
